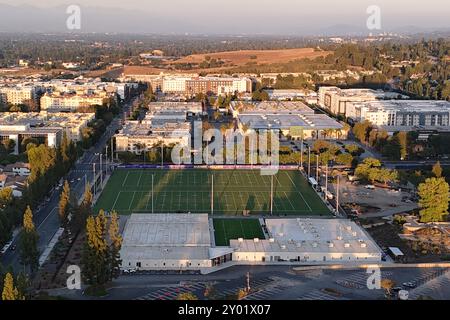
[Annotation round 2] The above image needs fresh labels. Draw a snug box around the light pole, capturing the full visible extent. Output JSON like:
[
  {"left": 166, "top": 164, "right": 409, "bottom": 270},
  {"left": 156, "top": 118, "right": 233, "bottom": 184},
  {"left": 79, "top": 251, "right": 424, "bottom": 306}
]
[
  {"left": 336, "top": 175, "right": 340, "bottom": 216},
  {"left": 316, "top": 154, "right": 319, "bottom": 184},
  {"left": 308, "top": 146, "right": 311, "bottom": 178},
  {"left": 325, "top": 162, "right": 329, "bottom": 200},
  {"left": 93, "top": 162, "right": 96, "bottom": 197},
  {"left": 300, "top": 138, "right": 304, "bottom": 170}
]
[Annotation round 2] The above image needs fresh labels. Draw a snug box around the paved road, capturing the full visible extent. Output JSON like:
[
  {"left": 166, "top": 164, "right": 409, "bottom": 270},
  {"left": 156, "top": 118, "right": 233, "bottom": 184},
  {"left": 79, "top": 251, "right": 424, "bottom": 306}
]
[
  {"left": 0, "top": 104, "right": 129, "bottom": 272},
  {"left": 44, "top": 265, "right": 450, "bottom": 300}
]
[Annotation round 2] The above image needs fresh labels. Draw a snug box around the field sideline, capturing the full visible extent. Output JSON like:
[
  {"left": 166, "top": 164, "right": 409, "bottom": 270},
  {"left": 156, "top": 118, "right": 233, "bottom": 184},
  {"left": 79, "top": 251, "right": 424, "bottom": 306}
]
[{"left": 94, "top": 169, "right": 331, "bottom": 216}]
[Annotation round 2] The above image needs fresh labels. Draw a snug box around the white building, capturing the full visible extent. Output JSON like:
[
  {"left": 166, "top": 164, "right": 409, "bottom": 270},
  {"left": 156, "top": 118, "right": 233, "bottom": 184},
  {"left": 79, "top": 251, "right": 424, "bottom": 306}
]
[
  {"left": 119, "top": 215, "right": 382, "bottom": 274},
  {"left": 230, "top": 219, "right": 382, "bottom": 264},
  {"left": 0, "top": 85, "right": 39, "bottom": 106},
  {"left": 349, "top": 100, "right": 450, "bottom": 132},
  {"left": 40, "top": 92, "right": 108, "bottom": 111},
  {"left": 0, "top": 112, "right": 95, "bottom": 153},
  {"left": 162, "top": 77, "right": 192, "bottom": 94},
  {"left": 230, "top": 101, "right": 346, "bottom": 140},
  {"left": 120, "top": 214, "right": 214, "bottom": 271},
  {"left": 318, "top": 86, "right": 408, "bottom": 116}
]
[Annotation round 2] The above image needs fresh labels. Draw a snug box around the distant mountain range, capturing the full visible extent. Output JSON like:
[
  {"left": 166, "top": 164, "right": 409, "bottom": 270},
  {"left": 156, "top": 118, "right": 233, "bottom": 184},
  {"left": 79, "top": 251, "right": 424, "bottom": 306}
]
[{"left": 0, "top": 4, "right": 448, "bottom": 37}]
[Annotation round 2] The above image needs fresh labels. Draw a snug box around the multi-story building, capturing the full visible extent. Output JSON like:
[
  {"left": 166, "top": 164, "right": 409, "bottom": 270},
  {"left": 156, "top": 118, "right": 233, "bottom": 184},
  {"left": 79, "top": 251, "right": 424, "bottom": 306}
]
[
  {"left": 0, "top": 112, "right": 95, "bottom": 153},
  {"left": 0, "top": 85, "right": 41, "bottom": 106},
  {"left": 230, "top": 101, "right": 347, "bottom": 140},
  {"left": 318, "top": 86, "right": 407, "bottom": 116},
  {"left": 40, "top": 92, "right": 109, "bottom": 111},
  {"left": 115, "top": 102, "right": 197, "bottom": 154},
  {"left": 124, "top": 74, "right": 252, "bottom": 96},
  {"left": 349, "top": 100, "right": 450, "bottom": 132},
  {"left": 185, "top": 77, "right": 252, "bottom": 96}
]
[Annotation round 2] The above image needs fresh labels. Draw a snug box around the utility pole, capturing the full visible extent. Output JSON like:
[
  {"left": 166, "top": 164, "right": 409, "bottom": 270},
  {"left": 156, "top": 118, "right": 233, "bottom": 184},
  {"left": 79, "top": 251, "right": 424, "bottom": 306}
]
[
  {"left": 93, "top": 162, "right": 96, "bottom": 197},
  {"left": 308, "top": 146, "right": 311, "bottom": 178},
  {"left": 300, "top": 137, "right": 304, "bottom": 170},
  {"left": 211, "top": 174, "right": 214, "bottom": 215},
  {"left": 151, "top": 174, "right": 154, "bottom": 214},
  {"left": 270, "top": 175, "right": 274, "bottom": 216},
  {"left": 336, "top": 175, "right": 340, "bottom": 216},
  {"left": 111, "top": 137, "right": 114, "bottom": 164},
  {"left": 325, "top": 163, "right": 328, "bottom": 200},
  {"left": 316, "top": 154, "right": 319, "bottom": 183},
  {"left": 100, "top": 153, "right": 103, "bottom": 188},
  {"left": 161, "top": 142, "right": 164, "bottom": 169},
  {"left": 105, "top": 145, "right": 109, "bottom": 167},
  {"left": 246, "top": 272, "right": 251, "bottom": 292}
]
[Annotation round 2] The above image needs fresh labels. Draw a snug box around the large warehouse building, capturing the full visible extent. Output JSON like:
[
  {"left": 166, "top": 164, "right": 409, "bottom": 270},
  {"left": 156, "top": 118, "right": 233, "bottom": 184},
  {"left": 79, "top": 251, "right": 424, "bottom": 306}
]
[{"left": 120, "top": 214, "right": 382, "bottom": 274}]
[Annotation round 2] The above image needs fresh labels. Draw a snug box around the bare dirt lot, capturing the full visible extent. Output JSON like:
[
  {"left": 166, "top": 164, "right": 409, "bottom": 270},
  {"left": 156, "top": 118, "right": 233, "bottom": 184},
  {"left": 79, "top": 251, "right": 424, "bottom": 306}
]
[
  {"left": 173, "top": 48, "right": 331, "bottom": 67},
  {"left": 336, "top": 180, "right": 417, "bottom": 217}
]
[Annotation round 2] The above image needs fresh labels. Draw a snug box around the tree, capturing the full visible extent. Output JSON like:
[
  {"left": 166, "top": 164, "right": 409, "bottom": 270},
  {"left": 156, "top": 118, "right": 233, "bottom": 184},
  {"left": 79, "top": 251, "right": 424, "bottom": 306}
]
[
  {"left": 381, "top": 279, "right": 395, "bottom": 298},
  {"left": 418, "top": 177, "right": 449, "bottom": 223},
  {"left": 108, "top": 211, "right": 123, "bottom": 281},
  {"left": 177, "top": 292, "right": 198, "bottom": 300},
  {"left": 81, "top": 212, "right": 109, "bottom": 288},
  {"left": 19, "top": 206, "right": 39, "bottom": 272},
  {"left": 72, "top": 183, "right": 93, "bottom": 233},
  {"left": 58, "top": 181, "right": 71, "bottom": 227},
  {"left": 353, "top": 120, "right": 371, "bottom": 144},
  {"left": 432, "top": 161, "right": 443, "bottom": 178},
  {"left": 336, "top": 153, "right": 353, "bottom": 166},
  {"left": 355, "top": 157, "right": 382, "bottom": 180},
  {"left": 2, "top": 273, "right": 23, "bottom": 300}
]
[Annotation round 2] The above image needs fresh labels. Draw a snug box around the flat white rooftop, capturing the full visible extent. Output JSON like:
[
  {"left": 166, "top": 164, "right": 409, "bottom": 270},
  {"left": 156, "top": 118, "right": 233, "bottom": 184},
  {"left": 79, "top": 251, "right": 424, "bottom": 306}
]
[
  {"left": 120, "top": 214, "right": 211, "bottom": 261},
  {"left": 122, "top": 214, "right": 210, "bottom": 247},
  {"left": 231, "top": 218, "right": 380, "bottom": 255}
]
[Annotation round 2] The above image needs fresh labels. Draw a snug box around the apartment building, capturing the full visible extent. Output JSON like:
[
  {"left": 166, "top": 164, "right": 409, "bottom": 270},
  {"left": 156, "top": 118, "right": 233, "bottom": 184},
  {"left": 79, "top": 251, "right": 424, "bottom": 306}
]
[
  {"left": 0, "top": 112, "right": 95, "bottom": 153},
  {"left": 0, "top": 85, "right": 41, "bottom": 106},
  {"left": 349, "top": 100, "right": 450, "bottom": 132},
  {"left": 115, "top": 102, "right": 197, "bottom": 154},
  {"left": 318, "top": 86, "right": 407, "bottom": 116},
  {"left": 40, "top": 92, "right": 109, "bottom": 111},
  {"left": 185, "top": 77, "right": 251, "bottom": 96}
]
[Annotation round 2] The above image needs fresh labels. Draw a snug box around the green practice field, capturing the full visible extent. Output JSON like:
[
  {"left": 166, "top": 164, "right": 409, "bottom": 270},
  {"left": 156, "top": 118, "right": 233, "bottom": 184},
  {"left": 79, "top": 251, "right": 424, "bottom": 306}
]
[
  {"left": 213, "top": 219, "right": 265, "bottom": 246},
  {"left": 94, "top": 169, "right": 331, "bottom": 216}
]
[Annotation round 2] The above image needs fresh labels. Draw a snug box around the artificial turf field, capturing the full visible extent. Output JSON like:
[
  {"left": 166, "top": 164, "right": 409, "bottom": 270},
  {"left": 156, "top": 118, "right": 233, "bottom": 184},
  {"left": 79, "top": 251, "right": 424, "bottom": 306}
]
[
  {"left": 213, "top": 219, "right": 265, "bottom": 246},
  {"left": 94, "top": 169, "right": 331, "bottom": 216}
]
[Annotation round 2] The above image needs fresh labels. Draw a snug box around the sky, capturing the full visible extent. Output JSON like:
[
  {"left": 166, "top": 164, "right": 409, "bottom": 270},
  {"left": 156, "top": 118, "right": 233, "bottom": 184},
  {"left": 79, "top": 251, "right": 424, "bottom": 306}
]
[{"left": 0, "top": 0, "right": 449, "bottom": 34}]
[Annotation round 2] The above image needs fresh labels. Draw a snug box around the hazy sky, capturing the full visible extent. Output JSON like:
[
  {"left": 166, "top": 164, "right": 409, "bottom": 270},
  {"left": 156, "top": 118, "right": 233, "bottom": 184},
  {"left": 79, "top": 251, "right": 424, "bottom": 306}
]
[{"left": 0, "top": 0, "right": 449, "bottom": 34}]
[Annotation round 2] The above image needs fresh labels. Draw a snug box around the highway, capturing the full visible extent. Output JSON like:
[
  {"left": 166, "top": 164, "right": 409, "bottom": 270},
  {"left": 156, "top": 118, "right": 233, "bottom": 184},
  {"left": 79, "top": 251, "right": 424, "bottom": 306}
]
[{"left": 0, "top": 108, "right": 127, "bottom": 272}]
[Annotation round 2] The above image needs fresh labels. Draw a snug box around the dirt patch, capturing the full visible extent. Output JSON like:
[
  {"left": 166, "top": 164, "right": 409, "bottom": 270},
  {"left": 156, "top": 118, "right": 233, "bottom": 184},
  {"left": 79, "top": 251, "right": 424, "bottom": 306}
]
[{"left": 173, "top": 48, "right": 331, "bottom": 67}]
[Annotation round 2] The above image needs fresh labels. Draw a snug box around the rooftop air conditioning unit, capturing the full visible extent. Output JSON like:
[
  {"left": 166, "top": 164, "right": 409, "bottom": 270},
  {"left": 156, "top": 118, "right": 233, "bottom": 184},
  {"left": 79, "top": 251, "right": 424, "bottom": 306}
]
[
  {"left": 344, "top": 243, "right": 350, "bottom": 248},
  {"left": 328, "top": 242, "right": 334, "bottom": 248},
  {"left": 360, "top": 243, "right": 367, "bottom": 248},
  {"left": 254, "top": 238, "right": 260, "bottom": 243},
  {"left": 269, "top": 238, "right": 275, "bottom": 243},
  {"left": 312, "top": 242, "right": 318, "bottom": 248},
  {"left": 238, "top": 238, "right": 244, "bottom": 242},
  {"left": 281, "top": 245, "right": 287, "bottom": 250}
]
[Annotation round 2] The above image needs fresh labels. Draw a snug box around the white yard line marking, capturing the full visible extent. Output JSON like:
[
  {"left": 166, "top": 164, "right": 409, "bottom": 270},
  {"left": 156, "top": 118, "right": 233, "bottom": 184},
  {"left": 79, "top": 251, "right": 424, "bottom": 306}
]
[
  {"left": 128, "top": 192, "right": 136, "bottom": 210},
  {"left": 283, "top": 191, "right": 296, "bottom": 210},
  {"left": 137, "top": 171, "right": 143, "bottom": 186},
  {"left": 112, "top": 191, "right": 122, "bottom": 210},
  {"left": 122, "top": 171, "right": 130, "bottom": 187}
]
